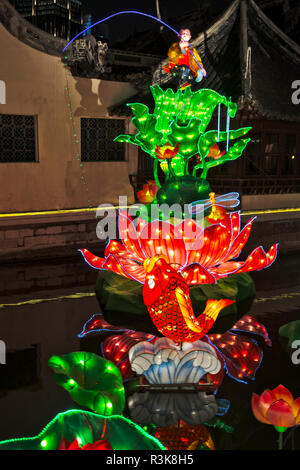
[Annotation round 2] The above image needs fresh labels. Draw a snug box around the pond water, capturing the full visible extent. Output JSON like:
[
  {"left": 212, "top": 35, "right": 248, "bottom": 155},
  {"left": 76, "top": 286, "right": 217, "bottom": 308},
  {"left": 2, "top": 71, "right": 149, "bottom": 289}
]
[{"left": 0, "top": 252, "right": 300, "bottom": 449}]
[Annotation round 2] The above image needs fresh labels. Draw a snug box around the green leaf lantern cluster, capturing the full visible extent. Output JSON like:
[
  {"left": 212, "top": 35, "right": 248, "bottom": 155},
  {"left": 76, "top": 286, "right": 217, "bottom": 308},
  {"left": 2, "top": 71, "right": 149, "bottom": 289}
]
[
  {"left": 48, "top": 351, "right": 125, "bottom": 416},
  {"left": 115, "top": 85, "right": 251, "bottom": 207},
  {"left": 0, "top": 410, "right": 165, "bottom": 450}
]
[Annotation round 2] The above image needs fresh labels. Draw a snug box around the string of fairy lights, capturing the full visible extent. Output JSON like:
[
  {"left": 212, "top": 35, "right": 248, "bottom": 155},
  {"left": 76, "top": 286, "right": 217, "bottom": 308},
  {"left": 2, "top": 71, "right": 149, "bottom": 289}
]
[{"left": 63, "top": 56, "right": 93, "bottom": 211}]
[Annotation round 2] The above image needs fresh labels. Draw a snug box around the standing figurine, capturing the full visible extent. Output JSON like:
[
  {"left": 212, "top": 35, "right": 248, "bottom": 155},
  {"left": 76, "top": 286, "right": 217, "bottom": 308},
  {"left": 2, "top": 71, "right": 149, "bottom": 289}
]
[{"left": 163, "top": 28, "right": 207, "bottom": 89}]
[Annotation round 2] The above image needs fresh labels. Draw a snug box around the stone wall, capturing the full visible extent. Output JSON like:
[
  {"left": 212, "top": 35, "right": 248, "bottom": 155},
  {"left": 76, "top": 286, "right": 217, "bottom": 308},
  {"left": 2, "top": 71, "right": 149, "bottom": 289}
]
[
  {"left": 0, "top": 211, "right": 103, "bottom": 262},
  {"left": 0, "top": 21, "right": 138, "bottom": 213}
]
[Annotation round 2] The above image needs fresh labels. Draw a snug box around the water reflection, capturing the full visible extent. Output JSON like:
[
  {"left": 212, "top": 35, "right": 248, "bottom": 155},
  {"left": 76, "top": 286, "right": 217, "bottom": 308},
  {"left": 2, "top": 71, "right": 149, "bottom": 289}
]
[
  {"left": 128, "top": 391, "right": 220, "bottom": 426},
  {"left": 0, "top": 252, "right": 300, "bottom": 448}
]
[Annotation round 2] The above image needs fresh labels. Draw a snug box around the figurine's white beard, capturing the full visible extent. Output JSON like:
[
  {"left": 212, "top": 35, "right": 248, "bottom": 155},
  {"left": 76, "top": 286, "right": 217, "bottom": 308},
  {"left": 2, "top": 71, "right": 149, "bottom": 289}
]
[{"left": 179, "top": 41, "right": 189, "bottom": 48}]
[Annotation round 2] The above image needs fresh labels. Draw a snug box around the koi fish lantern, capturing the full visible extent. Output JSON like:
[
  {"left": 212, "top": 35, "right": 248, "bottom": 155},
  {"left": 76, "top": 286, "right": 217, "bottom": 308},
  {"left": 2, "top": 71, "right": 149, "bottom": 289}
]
[{"left": 143, "top": 255, "right": 234, "bottom": 343}]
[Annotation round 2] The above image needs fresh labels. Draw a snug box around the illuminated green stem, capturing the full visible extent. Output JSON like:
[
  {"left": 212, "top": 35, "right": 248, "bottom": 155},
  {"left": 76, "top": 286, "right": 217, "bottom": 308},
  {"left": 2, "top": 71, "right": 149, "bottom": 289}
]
[
  {"left": 201, "top": 166, "right": 208, "bottom": 179},
  {"left": 278, "top": 432, "right": 283, "bottom": 450},
  {"left": 184, "top": 158, "right": 190, "bottom": 175},
  {"left": 167, "top": 159, "right": 176, "bottom": 178},
  {"left": 153, "top": 159, "right": 162, "bottom": 188},
  {"left": 274, "top": 426, "right": 287, "bottom": 450}
]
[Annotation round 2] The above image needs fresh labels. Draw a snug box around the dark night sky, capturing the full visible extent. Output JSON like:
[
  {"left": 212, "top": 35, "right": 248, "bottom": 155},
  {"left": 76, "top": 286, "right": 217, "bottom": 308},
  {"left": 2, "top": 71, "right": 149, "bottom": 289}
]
[{"left": 82, "top": 0, "right": 232, "bottom": 45}]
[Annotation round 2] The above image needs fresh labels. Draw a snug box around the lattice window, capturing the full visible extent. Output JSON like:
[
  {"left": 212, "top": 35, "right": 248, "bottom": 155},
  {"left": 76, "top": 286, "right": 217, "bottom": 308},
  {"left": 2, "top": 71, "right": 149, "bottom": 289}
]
[
  {"left": 0, "top": 114, "right": 37, "bottom": 163},
  {"left": 81, "top": 118, "right": 126, "bottom": 162}
]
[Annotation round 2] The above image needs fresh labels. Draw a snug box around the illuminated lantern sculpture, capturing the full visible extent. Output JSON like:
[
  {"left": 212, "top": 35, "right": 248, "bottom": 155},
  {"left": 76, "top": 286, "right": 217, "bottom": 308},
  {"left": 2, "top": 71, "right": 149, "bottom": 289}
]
[
  {"left": 129, "top": 338, "right": 221, "bottom": 384},
  {"left": 80, "top": 209, "right": 277, "bottom": 385},
  {"left": 154, "top": 422, "right": 215, "bottom": 451},
  {"left": 0, "top": 410, "right": 165, "bottom": 450},
  {"left": 114, "top": 85, "right": 252, "bottom": 211},
  {"left": 162, "top": 28, "right": 207, "bottom": 89},
  {"left": 142, "top": 255, "right": 234, "bottom": 342},
  {"left": 137, "top": 180, "right": 159, "bottom": 204},
  {"left": 79, "top": 312, "right": 271, "bottom": 389},
  {"left": 80, "top": 210, "right": 277, "bottom": 288}
]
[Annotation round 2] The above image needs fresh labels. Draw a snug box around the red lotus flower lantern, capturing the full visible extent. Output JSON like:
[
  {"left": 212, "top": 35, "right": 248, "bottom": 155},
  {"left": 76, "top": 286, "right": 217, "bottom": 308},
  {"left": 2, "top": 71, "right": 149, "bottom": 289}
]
[
  {"left": 155, "top": 142, "right": 179, "bottom": 160},
  {"left": 252, "top": 385, "right": 300, "bottom": 431},
  {"left": 252, "top": 385, "right": 300, "bottom": 449},
  {"left": 80, "top": 210, "right": 277, "bottom": 286},
  {"left": 137, "top": 180, "right": 159, "bottom": 204},
  {"left": 207, "top": 143, "right": 226, "bottom": 160}
]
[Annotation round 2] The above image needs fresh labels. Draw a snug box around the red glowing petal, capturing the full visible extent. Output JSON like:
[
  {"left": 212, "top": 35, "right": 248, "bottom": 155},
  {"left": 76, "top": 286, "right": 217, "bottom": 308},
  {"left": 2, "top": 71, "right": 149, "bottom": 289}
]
[
  {"left": 252, "top": 394, "right": 270, "bottom": 424},
  {"left": 272, "top": 385, "right": 294, "bottom": 407},
  {"left": 137, "top": 190, "right": 155, "bottom": 204},
  {"left": 58, "top": 437, "right": 70, "bottom": 450},
  {"left": 220, "top": 218, "right": 255, "bottom": 264},
  {"left": 86, "top": 439, "right": 113, "bottom": 450},
  {"left": 139, "top": 221, "right": 187, "bottom": 267},
  {"left": 181, "top": 263, "right": 216, "bottom": 285},
  {"left": 258, "top": 390, "right": 277, "bottom": 417},
  {"left": 235, "top": 246, "right": 268, "bottom": 273},
  {"left": 78, "top": 313, "right": 132, "bottom": 338},
  {"left": 176, "top": 219, "right": 203, "bottom": 249},
  {"left": 67, "top": 438, "right": 81, "bottom": 450},
  {"left": 207, "top": 331, "right": 263, "bottom": 383},
  {"left": 266, "top": 244, "right": 278, "bottom": 264},
  {"left": 187, "top": 223, "right": 231, "bottom": 267},
  {"left": 103, "top": 255, "right": 146, "bottom": 283},
  {"left": 135, "top": 217, "right": 149, "bottom": 239},
  {"left": 221, "top": 211, "right": 240, "bottom": 235},
  {"left": 117, "top": 257, "right": 146, "bottom": 283},
  {"left": 104, "top": 240, "right": 133, "bottom": 259},
  {"left": 210, "top": 261, "right": 243, "bottom": 277},
  {"left": 118, "top": 211, "right": 145, "bottom": 261},
  {"left": 103, "top": 332, "right": 157, "bottom": 380},
  {"left": 231, "top": 315, "right": 271, "bottom": 346},
  {"left": 266, "top": 400, "right": 296, "bottom": 428},
  {"left": 208, "top": 364, "right": 225, "bottom": 391},
  {"left": 79, "top": 249, "right": 105, "bottom": 269}
]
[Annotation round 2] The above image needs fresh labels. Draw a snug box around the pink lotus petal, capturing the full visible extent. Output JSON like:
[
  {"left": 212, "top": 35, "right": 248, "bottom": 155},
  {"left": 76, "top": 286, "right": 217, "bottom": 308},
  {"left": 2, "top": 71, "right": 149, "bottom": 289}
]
[
  {"left": 266, "top": 400, "right": 296, "bottom": 428},
  {"left": 272, "top": 385, "right": 295, "bottom": 407},
  {"left": 258, "top": 390, "right": 277, "bottom": 417},
  {"left": 252, "top": 394, "right": 270, "bottom": 424}
]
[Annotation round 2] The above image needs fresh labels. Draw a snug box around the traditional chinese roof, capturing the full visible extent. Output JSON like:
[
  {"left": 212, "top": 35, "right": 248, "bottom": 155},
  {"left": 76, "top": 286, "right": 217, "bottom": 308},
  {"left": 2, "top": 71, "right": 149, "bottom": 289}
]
[{"left": 109, "top": 0, "right": 300, "bottom": 122}]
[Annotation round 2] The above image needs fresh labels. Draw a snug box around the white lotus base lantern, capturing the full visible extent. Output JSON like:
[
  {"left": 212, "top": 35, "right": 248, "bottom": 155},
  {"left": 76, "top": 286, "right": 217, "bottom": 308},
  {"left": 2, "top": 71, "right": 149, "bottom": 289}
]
[{"left": 128, "top": 338, "right": 221, "bottom": 385}]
